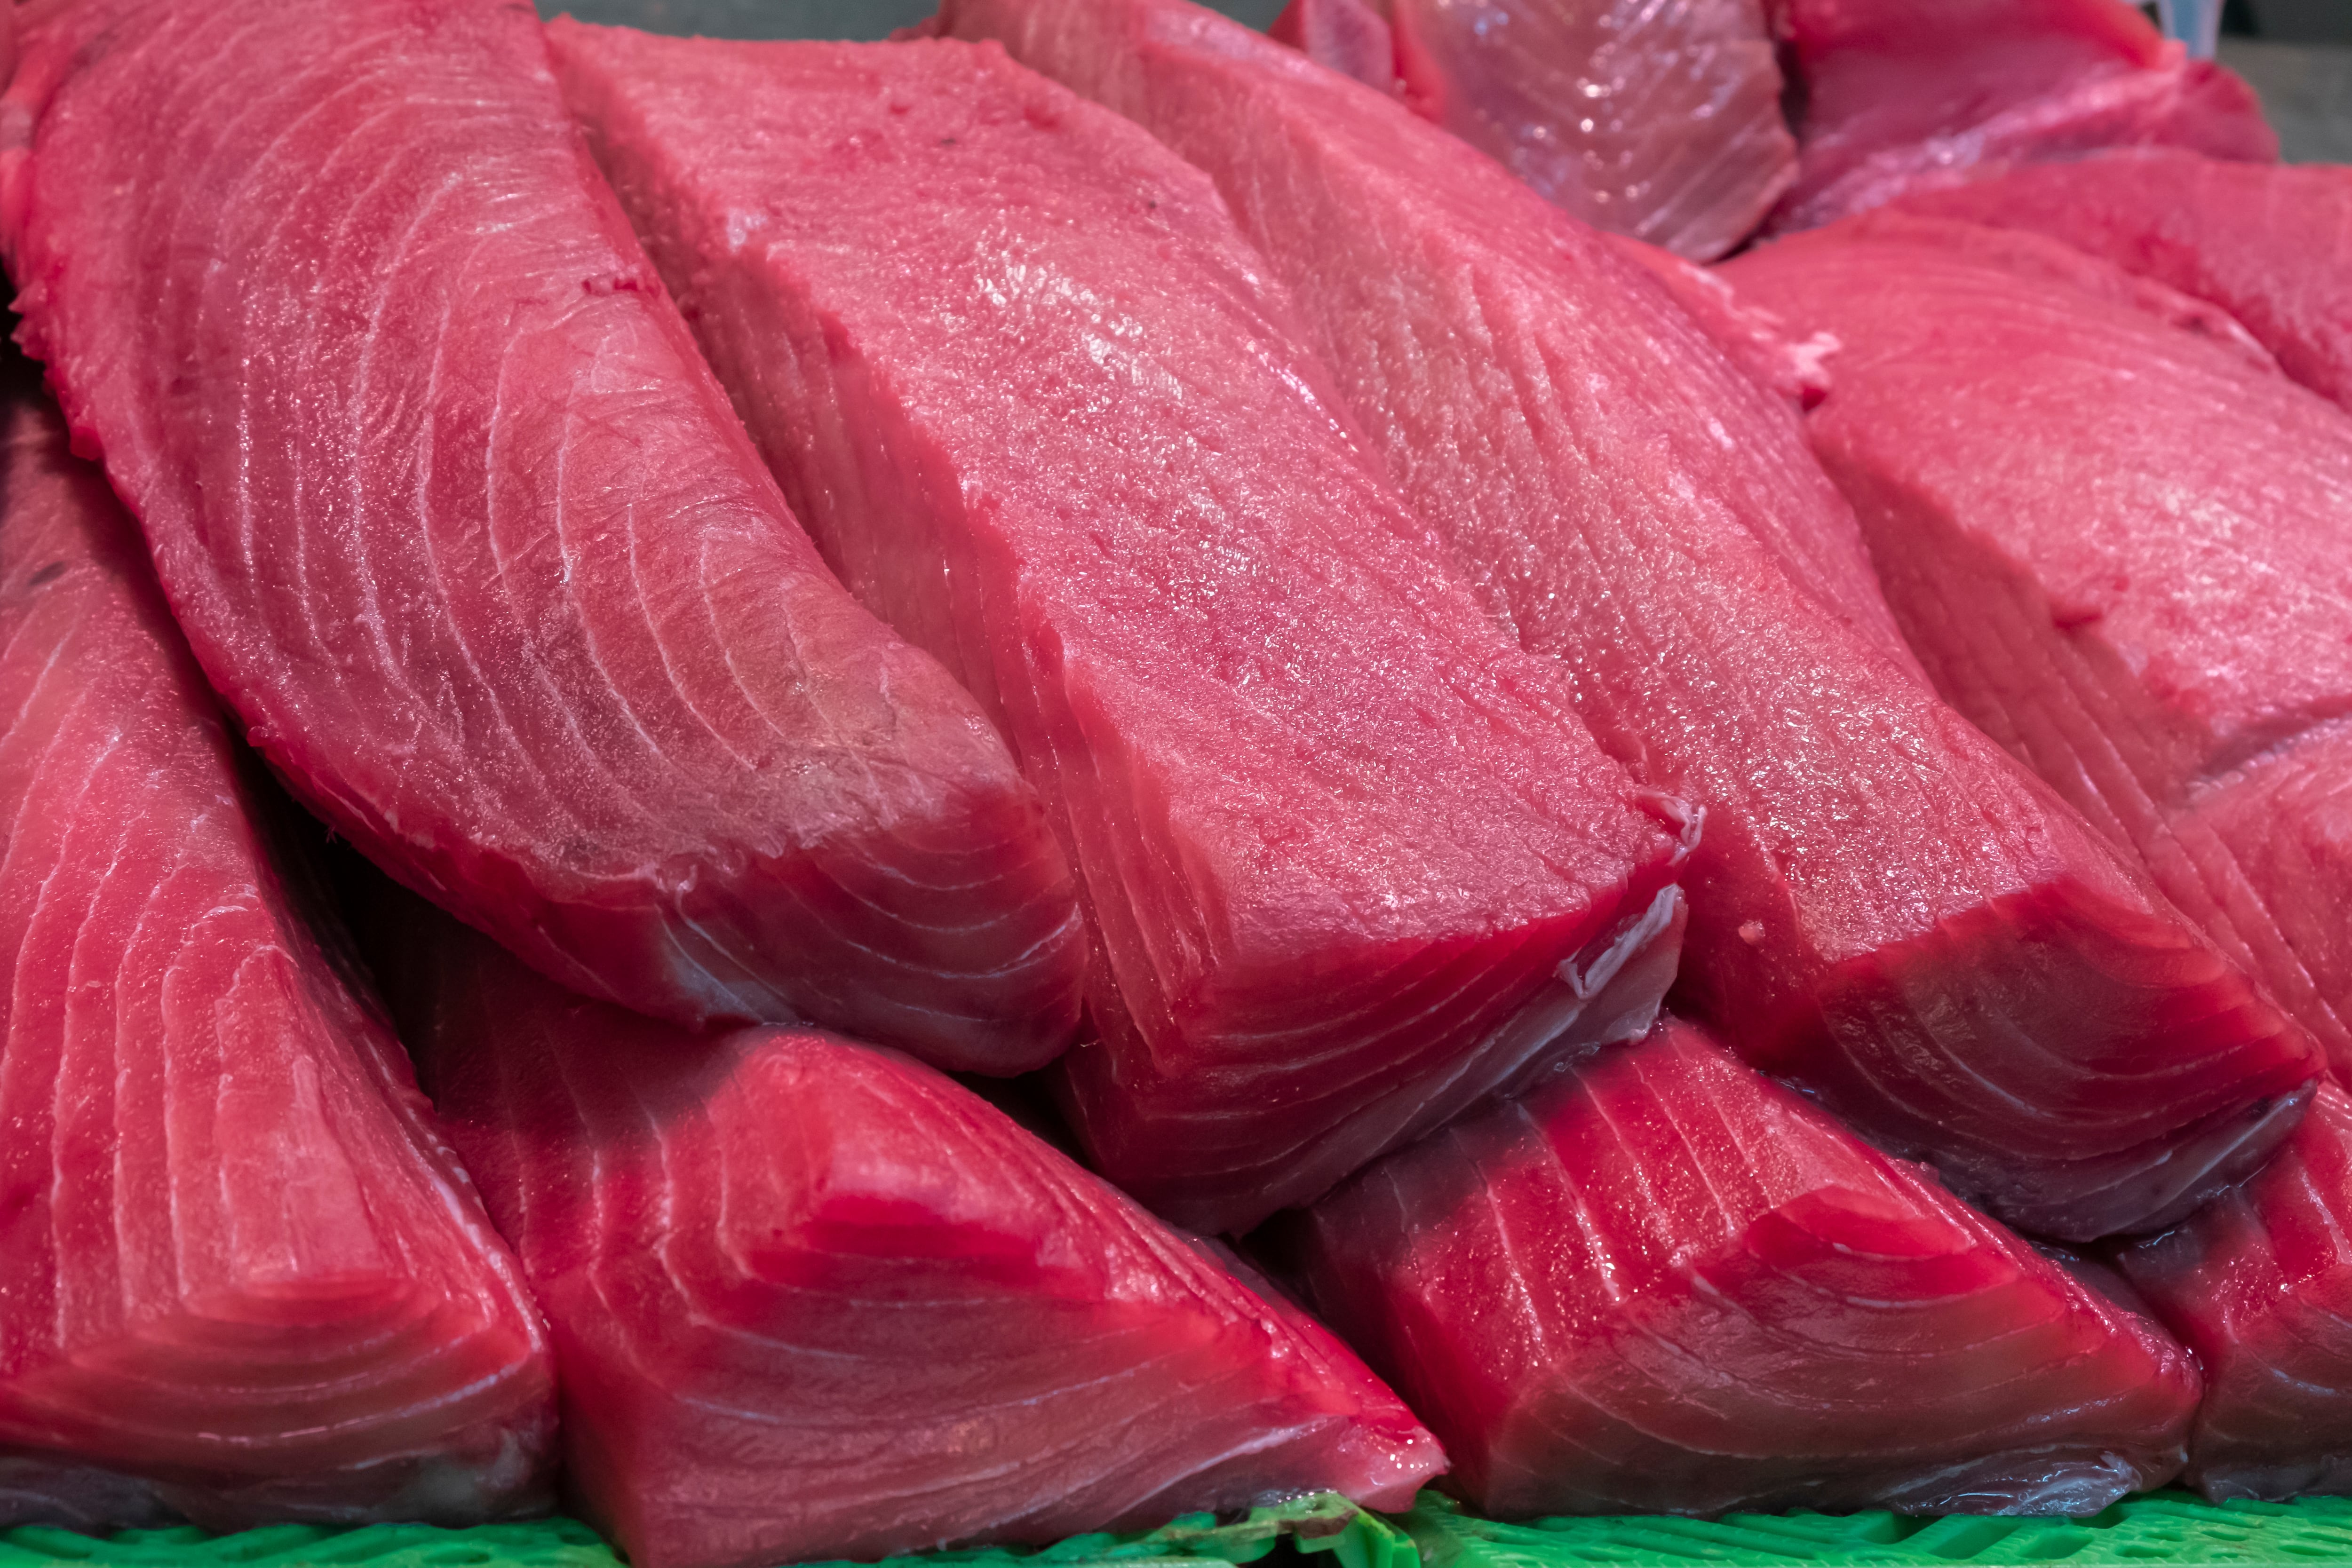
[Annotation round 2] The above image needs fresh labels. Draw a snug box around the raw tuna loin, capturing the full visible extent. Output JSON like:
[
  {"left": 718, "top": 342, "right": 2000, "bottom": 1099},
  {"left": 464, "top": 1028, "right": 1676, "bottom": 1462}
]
[
  {"left": 1767, "top": 0, "right": 2278, "bottom": 233},
  {"left": 1271, "top": 1020, "right": 2201, "bottom": 1516},
  {"left": 929, "top": 0, "right": 2324, "bottom": 1242},
  {"left": 366, "top": 879, "right": 1444, "bottom": 1568},
  {"left": 1724, "top": 215, "right": 2352, "bottom": 1097},
  {"left": 0, "top": 0, "right": 1087, "bottom": 1070},
  {"left": 0, "top": 370, "right": 553, "bottom": 1530},
  {"left": 550, "top": 24, "right": 1690, "bottom": 1235}
]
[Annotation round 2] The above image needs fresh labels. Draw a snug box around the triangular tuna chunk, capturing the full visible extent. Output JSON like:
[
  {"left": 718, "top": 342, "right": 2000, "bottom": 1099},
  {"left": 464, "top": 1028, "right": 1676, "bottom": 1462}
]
[
  {"left": 0, "top": 373, "right": 553, "bottom": 1529},
  {"left": 0, "top": 0, "right": 1088, "bottom": 1072},
  {"left": 2117, "top": 1081, "right": 2352, "bottom": 1502},
  {"left": 1724, "top": 214, "right": 2352, "bottom": 1109},
  {"left": 364, "top": 884, "right": 1444, "bottom": 1568},
  {"left": 1888, "top": 150, "right": 2352, "bottom": 417},
  {"left": 547, "top": 25, "right": 1689, "bottom": 1234},
  {"left": 928, "top": 0, "right": 2322, "bottom": 1242},
  {"left": 1765, "top": 0, "right": 2277, "bottom": 233},
  {"left": 1268, "top": 1019, "right": 2200, "bottom": 1516}
]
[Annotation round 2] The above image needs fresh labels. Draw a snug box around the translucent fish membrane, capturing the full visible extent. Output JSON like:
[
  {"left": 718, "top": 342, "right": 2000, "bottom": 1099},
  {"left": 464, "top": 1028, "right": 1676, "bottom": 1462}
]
[{"left": 7, "top": 1491, "right": 2352, "bottom": 1567}]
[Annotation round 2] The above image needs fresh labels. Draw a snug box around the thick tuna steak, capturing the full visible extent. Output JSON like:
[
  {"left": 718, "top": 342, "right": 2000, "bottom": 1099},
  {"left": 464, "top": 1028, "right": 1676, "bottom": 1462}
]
[
  {"left": 1725, "top": 216, "right": 2352, "bottom": 1100},
  {"left": 549, "top": 26, "right": 1689, "bottom": 1235},
  {"left": 1268, "top": 1020, "right": 2200, "bottom": 1516},
  {"left": 366, "top": 886, "right": 1445, "bottom": 1568},
  {"left": 928, "top": 0, "right": 2323, "bottom": 1242},
  {"left": 1767, "top": 0, "right": 2277, "bottom": 233},
  {"left": 1889, "top": 150, "right": 2352, "bottom": 416},
  {"left": 0, "top": 373, "right": 553, "bottom": 1529},
  {"left": 0, "top": 0, "right": 1087, "bottom": 1069},
  {"left": 2117, "top": 1082, "right": 2352, "bottom": 1502}
]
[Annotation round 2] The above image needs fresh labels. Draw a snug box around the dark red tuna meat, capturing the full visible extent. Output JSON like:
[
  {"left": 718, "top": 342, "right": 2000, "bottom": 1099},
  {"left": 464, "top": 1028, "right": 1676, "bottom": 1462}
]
[
  {"left": 2117, "top": 1082, "right": 2352, "bottom": 1501},
  {"left": 1768, "top": 0, "right": 2277, "bottom": 234},
  {"left": 549, "top": 24, "right": 1689, "bottom": 1235},
  {"left": 1272, "top": 1020, "right": 2200, "bottom": 1516},
  {"left": 0, "top": 0, "right": 1087, "bottom": 1070},
  {"left": 368, "top": 887, "right": 1444, "bottom": 1568},
  {"left": 1726, "top": 215, "right": 2352, "bottom": 1101},
  {"left": 1890, "top": 150, "right": 2352, "bottom": 417},
  {"left": 929, "top": 0, "right": 2322, "bottom": 1243},
  {"left": 0, "top": 372, "right": 553, "bottom": 1530}
]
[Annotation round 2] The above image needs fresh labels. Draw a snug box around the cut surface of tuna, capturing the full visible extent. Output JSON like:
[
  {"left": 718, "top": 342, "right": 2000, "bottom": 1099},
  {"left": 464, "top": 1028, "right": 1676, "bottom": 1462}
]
[
  {"left": 1270, "top": 1020, "right": 2201, "bottom": 1517},
  {"left": 1269, "top": 0, "right": 1396, "bottom": 93},
  {"left": 0, "top": 372, "right": 553, "bottom": 1531},
  {"left": 1768, "top": 0, "right": 2277, "bottom": 234},
  {"left": 929, "top": 0, "right": 2324, "bottom": 1242},
  {"left": 1724, "top": 215, "right": 2352, "bottom": 1101},
  {"left": 368, "top": 886, "right": 1445, "bottom": 1568},
  {"left": 0, "top": 0, "right": 1087, "bottom": 1069},
  {"left": 548, "top": 25, "right": 1689, "bottom": 1234},
  {"left": 2117, "top": 1081, "right": 2352, "bottom": 1502},
  {"left": 1888, "top": 150, "right": 2352, "bottom": 416}
]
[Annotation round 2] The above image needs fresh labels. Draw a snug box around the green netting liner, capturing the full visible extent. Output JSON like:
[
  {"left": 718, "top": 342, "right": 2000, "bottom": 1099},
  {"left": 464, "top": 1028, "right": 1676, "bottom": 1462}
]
[{"left": 3, "top": 1489, "right": 2349, "bottom": 1568}]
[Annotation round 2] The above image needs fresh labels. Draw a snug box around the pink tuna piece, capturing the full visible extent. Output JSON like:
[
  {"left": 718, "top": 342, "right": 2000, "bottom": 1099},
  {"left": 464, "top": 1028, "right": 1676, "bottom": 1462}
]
[
  {"left": 1271, "top": 1020, "right": 2200, "bottom": 1516},
  {"left": 927, "top": 0, "right": 2322, "bottom": 1242},
  {"left": 369, "top": 885, "right": 1445, "bottom": 1568},
  {"left": 548, "top": 24, "right": 1689, "bottom": 1235},
  {"left": 1270, "top": 0, "right": 1397, "bottom": 93},
  {"left": 0, "top": 0, "right": 1087, "bottom": 1070},
  {"left": 2118, "top": 1082, "right": 2352, "bottom": 1501},
  {"left": 1767, "top": 0, "right": 2277, "bottom": 233},
  {"left": 0, "top": 371, "right": 552, "bottom": 1530}
]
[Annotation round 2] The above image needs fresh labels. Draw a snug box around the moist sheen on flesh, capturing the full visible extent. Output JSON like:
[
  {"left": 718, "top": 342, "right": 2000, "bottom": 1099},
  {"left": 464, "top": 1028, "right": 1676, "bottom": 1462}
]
[
  {"left": 1725, "top": 215, "right": 2352, "bottom": 1104},
  {"left": 0, "top": 0, "right": 1088, "bottom": 1070},
  {"left": 1269, "top": 1021, "right": 2200, "bottom": 1517},
  {"left": 2117, "top": 1082, "right": 2352, "bottom": 1502},
  {"left": 1889, "top": 150, "right": 2352, "bottom": 416},
  {"left": 366, "top": 886, "right": 1445, "bottom": 1568},
  {"left": 0, "top": 372, "right": 553, "bottom": 1531},
  {"left": 548, "top": 26, "right": 1690, "bottom": 1235},
  {"left": 1766, "top": 0, "right": 2278, "bottom": 233},
  {"left": 928, "top": 0, "right": 2323, "bottom": 1243}
]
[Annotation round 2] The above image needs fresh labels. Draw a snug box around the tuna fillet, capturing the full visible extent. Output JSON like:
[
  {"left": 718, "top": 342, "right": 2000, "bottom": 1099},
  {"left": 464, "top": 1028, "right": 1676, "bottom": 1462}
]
[
  {"left": 1767, "top": 0, "right": 2277, "bottom": 234},
  {"left": 0, "top": 0, "right": 1087, "bottom": 1070},
  {"left": 1890, "top": 150, "right": 2352, "bottom": 417},
  {"left": 549, "top": 26, "right": 1689, "bottom": 1235},
  {"left": 929, "top": 0, "right": 2322, "bottom": 1242},
  {"left": 1725, "top": 216, "right": 2352, "bottom": 1100},
  {"left": 1269, "top": 1020, "right": 2200, "bottom": 1516},
  {"left": 2117, "top": 1082, "right": 2352, "bottom": 1502},
  {"left": 365, "top": 885, "right": 1445, "bottom": 1568},
  {"left": 0, "top": 372, "right": 553, "bottom": 1530},
  {"left": 1269, "top": 0, "right": 1396, "bottom": 93}
]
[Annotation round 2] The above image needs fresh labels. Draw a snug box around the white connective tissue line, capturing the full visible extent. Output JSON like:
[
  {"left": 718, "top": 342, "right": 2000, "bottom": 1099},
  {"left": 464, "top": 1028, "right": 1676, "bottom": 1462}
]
[{"left": 2156, "top": 0, "right": 2221, "bottom": 60}]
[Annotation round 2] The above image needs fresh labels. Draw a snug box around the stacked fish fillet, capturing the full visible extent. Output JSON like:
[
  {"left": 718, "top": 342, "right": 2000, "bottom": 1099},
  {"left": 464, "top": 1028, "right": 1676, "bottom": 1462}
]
[{"left": 0, "top": 0, "right": 2343, "bottom": 1560}]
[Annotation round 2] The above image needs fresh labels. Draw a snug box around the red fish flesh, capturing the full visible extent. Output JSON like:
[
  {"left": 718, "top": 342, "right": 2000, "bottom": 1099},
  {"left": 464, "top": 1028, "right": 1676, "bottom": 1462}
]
[
  {"left": 1767, "top": 0, "right": 2277, "bottom": 233},
  {"left": 1602, "top": 233, "right": 1832, "bottom": 409},
  {"left": 0, "top": 0, "right": 1088, "bottom": 1070},
  {"left": 1889, "top": 150, "right": 2352, "bottom": 417},
  {"left": 2117, "top": 1082, "right": 2352, "bottom": 1501},
  {"left": 1725, "top": 215, "right": 2352, "bottom": 1101},
  {"left": 928, "top": 0, "right": 2322, "bottom": 1242},
  {"left": 0, "top": 373, "right": 553, "bottom": 1530},
  {"left": 367, "top": 887, "right": 1445, "bottom": 1568},
  {"left": 1270, "top": 1020, "right": 2200, "bottom": 1516},
  {"left": 549, "top": 25, "right": 1689, "bottom": 1235},
  {"left": 1270, "top": 0, "right": 1396, "bottom": 93}
]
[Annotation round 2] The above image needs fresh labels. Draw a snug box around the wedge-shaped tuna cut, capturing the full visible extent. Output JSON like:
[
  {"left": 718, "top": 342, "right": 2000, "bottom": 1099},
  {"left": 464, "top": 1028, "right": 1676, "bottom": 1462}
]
[
  {"left": 0, "top": 0, "right": 1086, "bottom": 1070},
  {"left": 1269, "top": 1020, "right": 2200, "bottom": 1516},
  {"left": 1766, "top": 0, "right": 2276, "bottom": 234},
  {"left": 365, "top": 888, "right": 1445, "bottom": 1568},
  {"left": 548, "top": 26, "right": 1689, "bottom": 1234},
  {"left": 2118, "top": 1082, "right": 2352, "bottom": 1501},
  {"left": 0, "top": 373, "right": 553, "bottom": 1530},
  {"left": 1890, "top": 150, "right": 2352, "bottom": 416},
  {"left": 928, "top": 0, "right": 2321, "bottom": 1242},
  {"left": 1725, "top": 215, "right": 2352, "bottom": 1099}
]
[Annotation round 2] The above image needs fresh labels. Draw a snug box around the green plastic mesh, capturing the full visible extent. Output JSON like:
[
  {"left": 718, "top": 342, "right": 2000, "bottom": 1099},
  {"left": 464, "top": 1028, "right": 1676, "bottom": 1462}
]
[{"left": 4, "top": 1491, "right": 2350, "bottom": 1568}]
